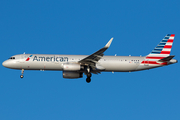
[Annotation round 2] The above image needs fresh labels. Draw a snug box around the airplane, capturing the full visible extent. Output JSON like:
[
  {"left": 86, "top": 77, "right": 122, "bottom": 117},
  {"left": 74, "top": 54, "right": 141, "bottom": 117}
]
[{"left": 2, "top": 34, "right": 177, "bottom": 83}]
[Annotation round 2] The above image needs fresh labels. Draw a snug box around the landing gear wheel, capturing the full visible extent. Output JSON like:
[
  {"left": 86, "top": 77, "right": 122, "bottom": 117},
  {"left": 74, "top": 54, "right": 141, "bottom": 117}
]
[
  {"left": 86, "top": 77, "right": 91, "bottom": 83},
  {"left": 20, "top": 75, "right": 24, "bottom": 78}
]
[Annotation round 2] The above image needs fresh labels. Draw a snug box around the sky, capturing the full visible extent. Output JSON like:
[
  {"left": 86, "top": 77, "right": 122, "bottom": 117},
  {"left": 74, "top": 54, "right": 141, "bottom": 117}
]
[{"left": 0, "top": 0, "right": 180, "bottom": 120}]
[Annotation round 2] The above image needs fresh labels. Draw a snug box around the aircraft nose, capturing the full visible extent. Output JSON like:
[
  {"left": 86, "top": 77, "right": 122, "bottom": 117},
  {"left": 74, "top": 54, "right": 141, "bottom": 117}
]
[{"left": 2, "top": 60, "right": 9, "bottom": 67}]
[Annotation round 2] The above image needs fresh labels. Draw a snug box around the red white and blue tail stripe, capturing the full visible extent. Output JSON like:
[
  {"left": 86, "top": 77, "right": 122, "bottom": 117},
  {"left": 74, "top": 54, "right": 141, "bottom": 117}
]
[{"left": 141, "top": 34, "right": 175, "bottom": 65}]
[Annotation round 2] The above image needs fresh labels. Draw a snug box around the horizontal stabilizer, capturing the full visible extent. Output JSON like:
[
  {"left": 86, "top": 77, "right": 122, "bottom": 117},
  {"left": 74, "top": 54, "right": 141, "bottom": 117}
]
[{"left": 158, "top": 55, "right": 175, "bottom": 62}]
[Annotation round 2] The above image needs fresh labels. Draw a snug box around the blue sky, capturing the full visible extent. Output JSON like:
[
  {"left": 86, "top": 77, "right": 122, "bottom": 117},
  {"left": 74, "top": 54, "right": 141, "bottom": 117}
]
[{"left": 0, "top": 0, "right": 180, "bottom": 120}]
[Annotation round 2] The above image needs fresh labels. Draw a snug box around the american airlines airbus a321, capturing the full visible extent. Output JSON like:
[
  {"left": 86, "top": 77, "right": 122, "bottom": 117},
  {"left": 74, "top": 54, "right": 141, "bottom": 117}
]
[{"left": 2, "top": 34, "right": 177, "bottom": 83}]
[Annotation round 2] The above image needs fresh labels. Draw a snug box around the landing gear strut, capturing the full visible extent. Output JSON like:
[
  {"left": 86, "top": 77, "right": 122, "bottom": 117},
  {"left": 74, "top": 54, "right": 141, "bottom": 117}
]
[
  {"left": 86, "top": 67, "right": 92, "bottom": 83},
  {"left": 20, "top": 69, "right": 24, "bottom": 78}
]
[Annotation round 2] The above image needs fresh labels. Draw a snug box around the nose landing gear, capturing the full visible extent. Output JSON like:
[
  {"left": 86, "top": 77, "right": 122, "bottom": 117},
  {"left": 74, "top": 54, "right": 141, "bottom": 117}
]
[{"left": 20, "top": 69, "right": 24, "bottom": 78}]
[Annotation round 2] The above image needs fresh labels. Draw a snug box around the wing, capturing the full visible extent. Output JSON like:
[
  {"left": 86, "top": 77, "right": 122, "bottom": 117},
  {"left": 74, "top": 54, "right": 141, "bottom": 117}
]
[{"left": 78, "top": 38, "right": 113, "bottom": 71}]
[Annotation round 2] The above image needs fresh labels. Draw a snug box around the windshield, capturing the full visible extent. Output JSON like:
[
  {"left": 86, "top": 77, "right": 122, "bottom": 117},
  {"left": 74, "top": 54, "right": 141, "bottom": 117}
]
[{"left": 9, "top": 57, "right": 15, "bottom": 59}]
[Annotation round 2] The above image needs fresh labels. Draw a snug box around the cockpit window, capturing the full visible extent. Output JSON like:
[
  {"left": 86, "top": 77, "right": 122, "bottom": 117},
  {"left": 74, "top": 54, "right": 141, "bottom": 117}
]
[{"left": 9, "top": 57, "right": 15, "bottom": 59}]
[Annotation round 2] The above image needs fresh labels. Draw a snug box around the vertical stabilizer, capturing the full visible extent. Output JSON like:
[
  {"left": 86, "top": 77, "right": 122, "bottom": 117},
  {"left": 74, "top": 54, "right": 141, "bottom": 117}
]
[
  {"left": 147, "top": 34, "right": 175, "bottom": 57},
  {"left": 141, "top": 34, "right": 175, "bottom": 65}
]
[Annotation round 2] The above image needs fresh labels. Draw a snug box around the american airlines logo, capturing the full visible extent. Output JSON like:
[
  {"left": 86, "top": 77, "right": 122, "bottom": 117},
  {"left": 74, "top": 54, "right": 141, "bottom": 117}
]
[
  {"left": 32, "top": 56, "right": 68, "bottom": 62},
  {"left": 26, "top": 55, "right": 33, "bottom": 61}
]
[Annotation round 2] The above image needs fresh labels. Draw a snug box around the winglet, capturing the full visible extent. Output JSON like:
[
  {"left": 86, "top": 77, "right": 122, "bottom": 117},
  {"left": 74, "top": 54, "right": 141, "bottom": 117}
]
[{"left": 105, "top": 37, "right": 113, "bottom": 48}]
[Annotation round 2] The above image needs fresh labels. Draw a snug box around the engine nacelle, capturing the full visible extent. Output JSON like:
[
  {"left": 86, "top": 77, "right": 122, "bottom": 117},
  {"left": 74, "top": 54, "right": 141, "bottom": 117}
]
[
  {"left": 63, "top": 63, "right": 81, "bottom": 71},
  {"left": 63, "top": 71, "right": 83, "bottom": 79}
]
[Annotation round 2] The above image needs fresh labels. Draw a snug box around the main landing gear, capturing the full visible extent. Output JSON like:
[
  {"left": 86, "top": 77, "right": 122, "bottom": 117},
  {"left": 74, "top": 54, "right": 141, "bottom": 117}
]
[
  {"left": 86, "top": 67, "right": 92, "bottom": 83},
  {"left": 20, "top": 69, "right": 24, "bottom": 78},
  {"left": 86, "top": 73, "right": 92, "bottom": 83}
]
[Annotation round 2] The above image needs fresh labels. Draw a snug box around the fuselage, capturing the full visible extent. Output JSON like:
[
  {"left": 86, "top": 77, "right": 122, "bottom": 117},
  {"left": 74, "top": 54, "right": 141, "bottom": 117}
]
[{"left": 2, "top": 54, "right": 177, "bottom": 72}]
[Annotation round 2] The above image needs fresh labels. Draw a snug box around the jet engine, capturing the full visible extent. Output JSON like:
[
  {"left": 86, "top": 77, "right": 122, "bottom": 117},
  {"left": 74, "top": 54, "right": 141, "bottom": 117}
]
[
  {"left": 63, "top": 63, "right": 82, "bottom": 71},
  {"left": 63, "top": 71, "right": 83, "bottom": 78}
]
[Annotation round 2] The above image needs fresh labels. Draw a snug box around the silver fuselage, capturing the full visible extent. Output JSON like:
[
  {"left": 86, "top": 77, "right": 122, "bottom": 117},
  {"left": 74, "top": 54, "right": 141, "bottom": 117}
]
[{"left": 2, "top": 54, "right": 177, "bottom": 72}]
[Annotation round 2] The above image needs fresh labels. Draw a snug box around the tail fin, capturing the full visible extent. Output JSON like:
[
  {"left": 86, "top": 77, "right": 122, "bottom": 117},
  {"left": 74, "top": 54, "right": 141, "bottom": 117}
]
[
  {"left": 141, "top": 34, "right": 175, "bottom": 65},
  {"left": 147, "top": 34, "right": 175, "bottom": 58}
]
